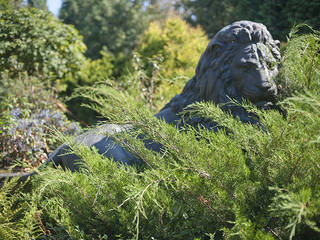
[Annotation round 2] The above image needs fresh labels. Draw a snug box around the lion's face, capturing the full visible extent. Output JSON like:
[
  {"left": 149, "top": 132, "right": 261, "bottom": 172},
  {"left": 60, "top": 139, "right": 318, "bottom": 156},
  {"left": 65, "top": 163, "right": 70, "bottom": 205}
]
[{"left": 230, "top": 43, "right": 278, "bottom": 108}]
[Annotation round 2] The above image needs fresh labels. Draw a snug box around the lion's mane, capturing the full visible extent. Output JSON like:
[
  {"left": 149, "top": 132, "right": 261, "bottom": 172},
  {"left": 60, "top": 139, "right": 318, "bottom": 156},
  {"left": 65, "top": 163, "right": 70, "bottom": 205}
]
[{"left": 161, "top": 21, "right": 281, "bottom": 116}]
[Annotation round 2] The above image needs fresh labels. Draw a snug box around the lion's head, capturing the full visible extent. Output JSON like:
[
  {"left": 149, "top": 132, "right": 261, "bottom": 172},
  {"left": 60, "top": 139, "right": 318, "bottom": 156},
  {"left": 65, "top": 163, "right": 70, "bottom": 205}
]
[{"left": 157, "top": 21, "right": 281, "bottom": 123}]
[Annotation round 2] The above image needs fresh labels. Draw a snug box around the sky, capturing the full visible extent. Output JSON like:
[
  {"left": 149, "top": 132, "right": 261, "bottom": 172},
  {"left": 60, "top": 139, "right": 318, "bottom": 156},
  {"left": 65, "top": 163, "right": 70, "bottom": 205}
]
[{"left": 47, "top": 0, "right": 62, "bottom": 16}]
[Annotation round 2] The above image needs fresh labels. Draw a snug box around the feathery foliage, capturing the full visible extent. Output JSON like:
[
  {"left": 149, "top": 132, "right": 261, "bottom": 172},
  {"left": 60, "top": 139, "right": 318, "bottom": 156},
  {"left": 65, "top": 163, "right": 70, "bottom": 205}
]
[
  {"left": 278, "top": 24, "right": 320, "bottom": 98},
  {"left": 0, "top": 179, "right": 40, "bottom": 239},
  {"left": 0, "top": 21, "right": 320, "bottom": 240},
  {"left": 13, "top": 82, "right": 318, "bottom": 239}
]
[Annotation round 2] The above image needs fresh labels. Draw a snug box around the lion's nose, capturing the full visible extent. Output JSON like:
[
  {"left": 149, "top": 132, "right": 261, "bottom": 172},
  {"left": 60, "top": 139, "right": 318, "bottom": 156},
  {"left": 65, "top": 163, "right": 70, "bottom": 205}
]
[
  {"left": 257, "top": 69, "right": 276, "bottom": 90},
  {"left": 260, "top": 81, "right": 272, "bottom": 89}
]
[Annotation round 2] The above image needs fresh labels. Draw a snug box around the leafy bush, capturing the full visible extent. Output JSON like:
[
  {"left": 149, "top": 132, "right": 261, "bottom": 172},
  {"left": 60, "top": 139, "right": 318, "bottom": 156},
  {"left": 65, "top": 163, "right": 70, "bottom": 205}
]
[
  {"left": 0, "top": 7, "right": 86, "bottom": 92},
  {"left": 79, "top": 51, "right": 114, "bottom": 86},
  {"left": 0, "top": 72, "right": 81, "bottom": 171},
  {"left": 137, "top": 16, "right": 208, "bottom": 79},
  {"left": 136, "top": 16, "right": 208, "bottom": 108},
  {"left": 63, "top": 51, "right": 115, "bottom": 125}
]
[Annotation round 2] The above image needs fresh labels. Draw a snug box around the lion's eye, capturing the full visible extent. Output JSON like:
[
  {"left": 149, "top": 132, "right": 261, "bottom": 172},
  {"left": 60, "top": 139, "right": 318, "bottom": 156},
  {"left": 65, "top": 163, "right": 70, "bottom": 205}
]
[{"left": 266, "top": 61, "right": 276, "bottom": 70}]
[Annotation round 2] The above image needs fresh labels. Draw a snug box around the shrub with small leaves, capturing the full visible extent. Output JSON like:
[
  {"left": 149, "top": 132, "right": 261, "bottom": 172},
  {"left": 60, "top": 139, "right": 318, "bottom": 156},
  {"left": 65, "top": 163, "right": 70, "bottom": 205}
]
[
  {"left": 0, "top": 7, "right": 86, "bottom": 92},
  {"left": 0, "top": 108, "right": 80, "bottom": 170},
  {"left": 0, "top": 178, "right": 40, "bottom": 239},
  {"left": 135, "top": 16, "right": 209, "bottom": 108}
]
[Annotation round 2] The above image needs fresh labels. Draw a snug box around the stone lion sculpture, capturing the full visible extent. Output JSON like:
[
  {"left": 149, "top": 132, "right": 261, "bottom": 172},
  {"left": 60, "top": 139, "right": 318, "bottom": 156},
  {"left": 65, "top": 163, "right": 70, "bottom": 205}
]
[
  {"left": 0, "top": 21, "right": 281, "bottom": 182},
  {"left": 156, "top": 20, "right": 280, "bottom": 127}
]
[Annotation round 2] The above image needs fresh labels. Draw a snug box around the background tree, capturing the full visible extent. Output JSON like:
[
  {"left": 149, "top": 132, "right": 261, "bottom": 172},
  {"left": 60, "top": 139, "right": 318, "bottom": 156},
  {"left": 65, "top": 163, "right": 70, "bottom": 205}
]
[
  {"left": 177, "top": 0, "right": 320, "bottom": 41},
  {"left": 133, "top": 16, "right": 208, "bottom": 111},
  {"left": 236, "top": 0, "right": 320, "bottom": 41},
  {"left": 145, "top": 0, "right": 178, "bottom": 22},
  {"left": 0, "top": 0, "right": 22, "bottom": 9},
  {"left": 284, "top": 0, "right": 320, "bottom": 33},
  {"left": 235, "top": 0, "right": 290, "bottom": 41},
  {"left": 0, "top": 0, "right": 47, "bottom": 10},
  {"left": 27, "top": 0, "right": 47, "bottom": 10},
  {"left": 176, "top": 0, "right": 238, "bottom": 37},
  {"left": 59, "top": 0, "right": 149, "bottom": 60},
  {"left": 0, "top": 7, "right": 86, "bottom": 92}
]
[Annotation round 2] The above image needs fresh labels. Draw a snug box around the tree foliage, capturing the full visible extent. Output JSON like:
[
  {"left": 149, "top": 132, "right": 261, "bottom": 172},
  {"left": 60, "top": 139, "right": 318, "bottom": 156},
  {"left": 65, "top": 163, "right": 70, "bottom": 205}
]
[
  {"left": 234, "top": 0, "right": 289, "bottom": 41},
  {"left": 135, "top": 16, "right": 208, "bottom": 109},
  {"left": 284, "top": 1, "right": 320, "bottom": 35},
  {"left": 177, "top": 0, "right": 320, "bottom": 41},
  {"left": 144, "top": 0, "right": 177, "bottom": 22},
  {"left": 137, "top": 16, "right": 208, "bottom": 79},
  {"left": 177, "top": 0, "right": 238, "bottom": 37},
  {"left": 59, "top": 0, "right": 149, "bottom": 59},
  {"left": 0, "top": 7, "right": 86, "bottom": 92},
  {"left": 0, "top": 0, "right": 47, "bottom": 10},
  {"left": 0, "top": 0, "right": 22, "bottom": 9},
  {"left": 27, "top": 0, "right": 47, "bottom": 10}
]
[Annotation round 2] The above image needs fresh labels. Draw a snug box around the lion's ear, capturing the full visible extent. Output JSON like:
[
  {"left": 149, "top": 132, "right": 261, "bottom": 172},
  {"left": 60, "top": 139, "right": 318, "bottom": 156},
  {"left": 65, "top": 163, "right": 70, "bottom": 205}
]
[{"left": 237, "top": 28, "right": 251, "bottom": 44}]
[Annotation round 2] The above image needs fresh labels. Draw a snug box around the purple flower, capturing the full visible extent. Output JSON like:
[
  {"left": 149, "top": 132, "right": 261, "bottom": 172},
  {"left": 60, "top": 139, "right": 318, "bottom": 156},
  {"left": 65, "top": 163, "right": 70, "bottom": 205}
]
[
  {"left": 11, "top": 108, "right": 22, "bottom": 119},
  {"left": 26, "top": 128, "right": 32, "bottom": 136},
  {"left": 9, "top": 127, "right": 16, "bottom": 135},
  {"left": 38, "top": 109, "right": 50, "bottom": 119}
]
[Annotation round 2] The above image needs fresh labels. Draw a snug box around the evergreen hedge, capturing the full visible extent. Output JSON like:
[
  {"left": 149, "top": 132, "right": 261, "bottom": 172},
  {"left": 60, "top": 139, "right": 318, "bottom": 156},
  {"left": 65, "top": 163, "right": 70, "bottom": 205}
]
[{"left": 0, "top": 26, "right": 320, "bottom": 240}]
